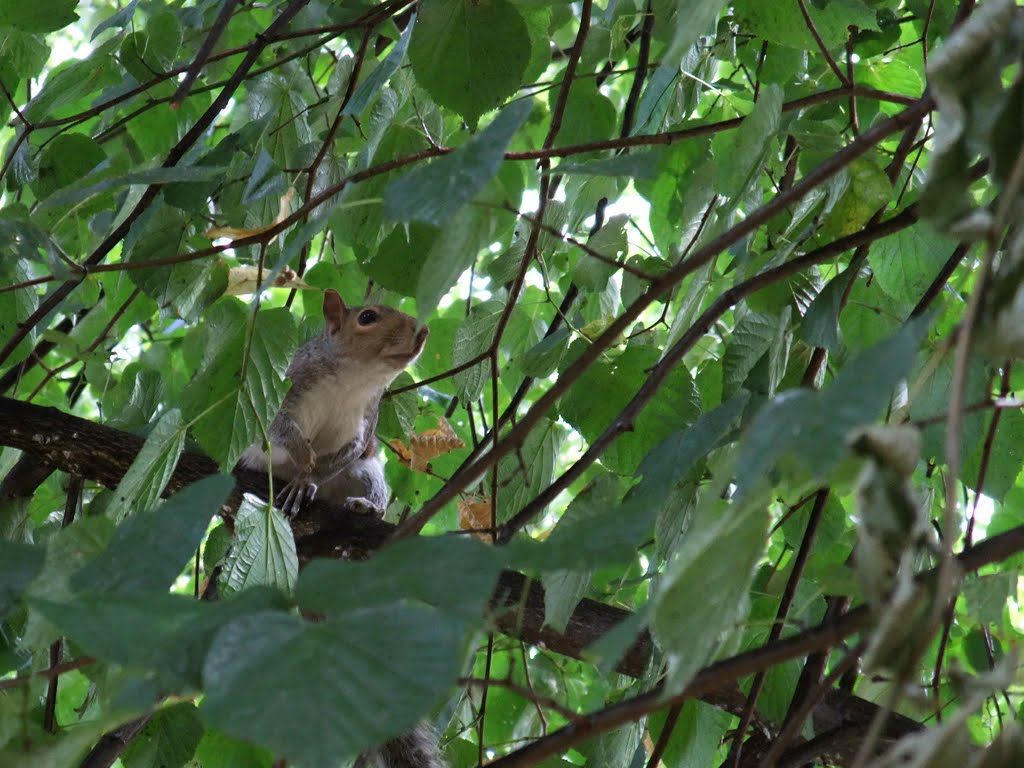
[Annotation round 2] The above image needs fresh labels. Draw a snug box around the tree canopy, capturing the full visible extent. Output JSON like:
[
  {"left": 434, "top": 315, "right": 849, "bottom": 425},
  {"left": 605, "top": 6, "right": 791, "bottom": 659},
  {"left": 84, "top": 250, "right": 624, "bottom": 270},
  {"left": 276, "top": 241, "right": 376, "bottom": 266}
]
[{"left": 3, "top": 0, "right": 1024, "bottom": 766}]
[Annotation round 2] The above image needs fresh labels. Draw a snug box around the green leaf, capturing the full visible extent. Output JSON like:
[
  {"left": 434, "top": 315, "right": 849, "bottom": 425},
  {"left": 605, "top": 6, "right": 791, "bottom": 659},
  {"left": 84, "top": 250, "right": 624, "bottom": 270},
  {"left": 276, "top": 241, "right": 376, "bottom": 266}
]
[
  {"left": 653, "top": 491, "right": 769, "bottom": 695},
  {"left": 451, "top": 301, "right": 501, "bottom": 403},
  {"left": 722, "top": 309, "right": 789, "bottom": 397},
  {"left": 515, "top": 397, "right": 746, "bottom": 573},
  {"left": 121, "top": 703, "right": 203, "bottom": 768},
  {"left": 74, "top": 475, "right": 231, "bottom": 594},
  {"left": 869, "top": 226, "right": 955, "bottom": 302},
  {"left": 385, "top": 99, "right": 531, "bottom": 226},
  {"left": 962, "top": 572, "right": 1015, "bottom": 626},
  {"left": 964, "top": 409, "right": 1024, "bottom": 503},
  {"left": 31, "top": 133, "right": 106, "bottom": 200},
  {"left": 0, "top": 541, "right": 44, "bottom": 618},
  {"left": 297, "top": 535, "right": 502, "bottom": 619},
  {"left": 496, "top": 417, "right": 561, "bottom": 524},
  {"left": 202, "top": 608, "right": 467, "bottom": 765},
  {"left": 573, "top": 214, "right": 627, "bottom": 291},
  {"left": 819, "top": 158, "right": 893, "bottom": 239},
  {"left": 344, "top": 16, "right": 416, "bottom": 116},
  {"left": 242, "top": 149, "right": 286, "bottom": 205},
  {"left": 415, "top": 206, "right": 490, "bottom": 324},
  {"left": 183, "top": 303, "right": 296, "bottom": 468},
  {"left": 733, "top": 0, "right": 878, "bottom": 50},
  {"left": 219, "top": 498, "right": 298, "bottom": 597},
  {"left": 714, "top": 84, "right": 783, "bottom": 201},
  {"left": 32, "top": 588, "right": 288, "bottom": 689},
  {"left": 801, "top": 269, "right": 855, "bottom": 354},
  {"left": 105, "top": 408, "right": 186, "bottom": 523},
  {"left": 560, "top": 345, "right": 701, "bottom": 475},
  {"left": 91, "top": 0, "right": 138, "bottom": 39},
  {"left": 125, "top": 204, "right": 228, "bottom": 321},
  {"left": 737, "top": 319, "right": 929, "bottom": 495},
  {"left": 0, "top": 0, "right": 79, "bottom": 33},
  {"left": 194, "top": 728, "right": 274, "bottom": 768},
  {"left": 409, "top": 0, "right": 530, "bottom": 125},
  {"left": 518, "top": 327, "right": 571, "bottom": 379}
]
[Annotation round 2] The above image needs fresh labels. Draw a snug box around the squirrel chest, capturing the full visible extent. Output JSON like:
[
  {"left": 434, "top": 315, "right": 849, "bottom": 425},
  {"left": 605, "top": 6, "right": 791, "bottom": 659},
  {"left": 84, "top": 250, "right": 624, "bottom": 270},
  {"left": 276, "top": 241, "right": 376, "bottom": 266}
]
[{"left": 294, "top": 369, "right": 378, "bottom": 456}]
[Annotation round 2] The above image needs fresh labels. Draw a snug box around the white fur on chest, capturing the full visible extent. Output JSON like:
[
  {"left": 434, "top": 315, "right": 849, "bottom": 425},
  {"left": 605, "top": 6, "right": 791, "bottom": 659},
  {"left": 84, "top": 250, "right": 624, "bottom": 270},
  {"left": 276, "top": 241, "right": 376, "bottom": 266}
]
[{"left": 295, "top": 373, "right": 378, "bottom": 455}]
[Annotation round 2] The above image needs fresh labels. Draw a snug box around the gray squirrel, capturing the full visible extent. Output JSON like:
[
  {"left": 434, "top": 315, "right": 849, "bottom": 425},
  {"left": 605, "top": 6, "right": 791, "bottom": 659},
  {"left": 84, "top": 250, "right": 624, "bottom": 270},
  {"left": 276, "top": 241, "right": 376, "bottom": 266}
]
[
  {"left": 237, "top": 288, "right": 445, "bottom": 768},
  {"left": 237, "top": 288, "right": 427, "bottom": 517}
]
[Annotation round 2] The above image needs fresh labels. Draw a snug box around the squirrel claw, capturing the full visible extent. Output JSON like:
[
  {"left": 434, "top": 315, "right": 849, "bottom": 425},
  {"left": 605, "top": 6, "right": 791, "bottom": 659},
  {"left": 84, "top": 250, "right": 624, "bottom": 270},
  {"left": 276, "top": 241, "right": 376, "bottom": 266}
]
[
  {"left": 278, "top": 478, "right": 318, "bottom": 518},
  {"left": 342, "top": 496, "right": 384, "bottom": 519}
]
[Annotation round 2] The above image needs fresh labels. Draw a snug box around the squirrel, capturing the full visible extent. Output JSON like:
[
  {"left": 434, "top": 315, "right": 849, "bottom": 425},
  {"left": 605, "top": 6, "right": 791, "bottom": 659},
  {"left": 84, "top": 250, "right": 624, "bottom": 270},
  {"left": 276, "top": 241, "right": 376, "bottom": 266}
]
[
  {"left": 236, "top": 289, "right": 446, "bottom": 768},
  {"left": 237, "top": 288, "right": 427, "bottom": 517}
]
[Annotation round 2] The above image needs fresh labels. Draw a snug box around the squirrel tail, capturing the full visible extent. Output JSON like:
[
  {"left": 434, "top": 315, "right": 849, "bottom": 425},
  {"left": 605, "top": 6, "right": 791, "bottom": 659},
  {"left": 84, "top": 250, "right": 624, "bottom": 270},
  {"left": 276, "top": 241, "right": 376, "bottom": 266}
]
[{"left": 356, "top": 722, "right": 446, "bottom": 768}]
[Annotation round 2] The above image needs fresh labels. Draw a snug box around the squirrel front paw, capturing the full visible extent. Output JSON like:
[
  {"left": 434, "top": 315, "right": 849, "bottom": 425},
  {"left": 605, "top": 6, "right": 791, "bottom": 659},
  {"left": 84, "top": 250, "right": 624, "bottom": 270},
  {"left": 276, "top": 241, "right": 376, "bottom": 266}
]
[
  {"left": 342, "top": 496, "right": 384, "bottom": 518},
  {"left": 277, "top": 477, "right": 318, "bottom": 517}
]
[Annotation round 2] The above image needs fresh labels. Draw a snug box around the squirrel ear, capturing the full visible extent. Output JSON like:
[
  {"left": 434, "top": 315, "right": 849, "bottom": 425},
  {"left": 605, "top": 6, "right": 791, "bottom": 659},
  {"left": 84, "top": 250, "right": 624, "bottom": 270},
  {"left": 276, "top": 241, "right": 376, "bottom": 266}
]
[{"left": 322, "top": 289, "right": 348, "bottom": 334}]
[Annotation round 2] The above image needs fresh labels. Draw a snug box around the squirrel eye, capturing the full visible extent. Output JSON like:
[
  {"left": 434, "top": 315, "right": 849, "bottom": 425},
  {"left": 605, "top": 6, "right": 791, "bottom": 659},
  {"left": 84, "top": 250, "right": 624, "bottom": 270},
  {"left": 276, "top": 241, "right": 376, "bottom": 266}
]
[{"left": 357, "top": 309, "right": 379, "bottom": 326}]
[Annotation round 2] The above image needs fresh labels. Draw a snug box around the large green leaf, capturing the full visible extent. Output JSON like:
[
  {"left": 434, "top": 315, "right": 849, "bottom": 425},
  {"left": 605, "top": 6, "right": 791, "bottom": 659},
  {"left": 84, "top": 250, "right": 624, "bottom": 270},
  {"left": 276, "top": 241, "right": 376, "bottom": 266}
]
[
  {"left": 219, "top": 498, "right": 298, "bottom": 597},
  {"left": 652, "top": 490, "right": 769, "bottom": 695},
  {"left": 182, "top": 302, "right": 295, "bottom": 468},
  {"left": 75, "top": 474, "right": 232, "bottom": 593},
  {"left": 384, "top": 99, "right": 530, "bottom": 226},
  {"left": 202, "top": 607, "right": 467, "bottom": 766},
  {"left": 0, "top": 0, "right": 79, "bottom": 33},
  {"left": 409, "top": 0, "right": 530, "bottom": 125}
]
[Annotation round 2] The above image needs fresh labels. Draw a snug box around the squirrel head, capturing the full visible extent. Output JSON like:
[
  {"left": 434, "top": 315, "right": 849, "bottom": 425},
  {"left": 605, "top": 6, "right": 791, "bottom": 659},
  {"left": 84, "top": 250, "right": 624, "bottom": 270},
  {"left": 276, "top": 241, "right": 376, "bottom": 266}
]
[{"left": 321, "top": 289, "right": 428, "bottom": 375}]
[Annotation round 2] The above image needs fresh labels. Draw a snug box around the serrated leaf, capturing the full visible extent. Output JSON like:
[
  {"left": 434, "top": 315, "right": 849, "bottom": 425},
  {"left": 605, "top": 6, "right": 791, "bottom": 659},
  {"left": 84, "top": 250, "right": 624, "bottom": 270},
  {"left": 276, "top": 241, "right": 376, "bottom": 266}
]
[
  {"left": 183, "top": 303, "right": 296, "bottom": 468},
  {"left": 653, "top": 491, "right": 769, "bottom": 695},
  {"left": 722, "top": 309, "right": 786, "bottom": 397},
  {"left": 713, "top": 84, "right": 782, "bottom": 201},
  {"left": 737, "top": 319, "right": 929, "bottom": 495},
  {"left": 343, "top": 14, "right": 415, "bottom": 117},
  {"left": 497, "top": 417, "right": 560, "bottom": 523},
  {"left": 514, "top": 397, "right": 746, "bottom": 573},
  {"left": 31, "top": 133, "right": 105, "bottom": 200},
  {"left": 560, "top": 345, "right": 701, "bottom": 474},
  {"left": 733, "top": 0, "right": 878, "bottom": 49},
  {"left": 409, "top": 0, "right": 530, "bottom": 125},
  {"left": 105, "top": 408, "right": 186, "bottom": 523},
  {"left": 91, "top": 0, "right": 138, "bottom": 39},
  {"left": 74, "top": 475, "right": 232, "bottom": 593},
  {"left": 801, "top": 269, "right": 855, "bottom": 353},
  {"left": 297, "top": 535, "right": 502, "bottom": 619},
  {"left": 121, "top": 702, "right": 203, "bottom": 768},
  {"left": 869, "top": 226, "right": 956, "bottom": 301},
  {"left": 202, "top": 607, "right": 467, "bottom": 765},
  {"left": 219, "top": 497, "right": 298, "bottom": 597},
  {"left": 32, "top": 588, "right": 288, "bottom": 689},
  {"left": 518, "top": 327, "right": 571, "bottom": 378},
  {"left": 573, "top": 214, "right": 628, "bottom": 291},
  {"left": 451, "top": 300, "right": 502, "bottom": 403},
  {"left": 385, "top": 99, "right": 530, "bottom": 226}
]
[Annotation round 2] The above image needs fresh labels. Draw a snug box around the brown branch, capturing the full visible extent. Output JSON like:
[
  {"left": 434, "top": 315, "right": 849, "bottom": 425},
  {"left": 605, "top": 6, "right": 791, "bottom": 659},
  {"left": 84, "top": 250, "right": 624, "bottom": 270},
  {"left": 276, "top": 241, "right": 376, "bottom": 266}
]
[
  {"left": 796, "top": 0, "right": 852, "bottom": 87},
  {"left": 171, "top": 0, "right": 241, "bottom": 108},
  {"left": 5, "top": 397, "right": 1024, "bottom": 766}
]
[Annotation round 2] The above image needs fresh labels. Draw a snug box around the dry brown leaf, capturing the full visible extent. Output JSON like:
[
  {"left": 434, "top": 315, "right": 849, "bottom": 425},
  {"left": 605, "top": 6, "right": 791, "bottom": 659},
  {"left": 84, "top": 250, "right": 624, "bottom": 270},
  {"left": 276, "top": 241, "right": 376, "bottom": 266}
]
[
  {"left": 458, "top": 495, "right": 493, "bottom": 543},
  {"left": 388, "top": 439, "right": 413, "bottom": 467},
  {"left": 409, "top": 417, "right": 465, "bottom": 472},
  {"left": 205, "top": 187, "right": 294, "bottom": 241},
  {"left": 225, "top": 266, "right": 312, "bottom": 296}
]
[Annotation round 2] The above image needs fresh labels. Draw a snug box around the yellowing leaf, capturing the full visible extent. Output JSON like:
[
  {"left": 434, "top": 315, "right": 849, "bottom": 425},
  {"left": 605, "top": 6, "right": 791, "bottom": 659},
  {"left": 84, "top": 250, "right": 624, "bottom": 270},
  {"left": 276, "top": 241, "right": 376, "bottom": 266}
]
[
  {"left": 458, "top": 496, "right": 493, "bottom": 543},
  {"left": 205, "top": 188, "right": 294, "bottom": 241},
  {"left": 409, "top": 417, "right": 465, "bottom": 472}
]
